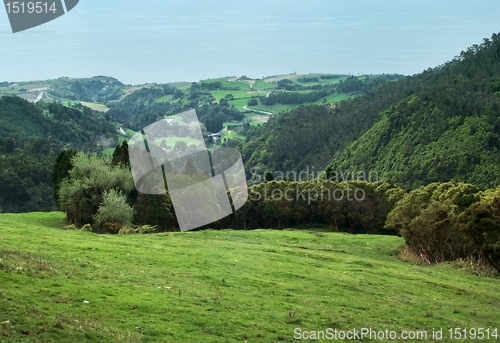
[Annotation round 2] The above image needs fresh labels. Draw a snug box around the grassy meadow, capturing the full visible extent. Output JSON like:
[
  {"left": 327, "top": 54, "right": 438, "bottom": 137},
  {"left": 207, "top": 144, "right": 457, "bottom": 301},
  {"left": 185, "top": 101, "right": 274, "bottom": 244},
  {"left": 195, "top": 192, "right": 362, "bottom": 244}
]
[{"left": 0, "top": 213, "right": 499, "bottom": 342}]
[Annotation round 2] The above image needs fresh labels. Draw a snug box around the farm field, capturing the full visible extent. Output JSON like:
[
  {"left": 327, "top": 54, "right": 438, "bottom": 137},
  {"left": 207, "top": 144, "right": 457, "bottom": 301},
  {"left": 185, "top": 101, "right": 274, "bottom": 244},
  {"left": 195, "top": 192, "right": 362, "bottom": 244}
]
[
  {"left": 210, "top": 90, "right": 265, "bottom": 102},
  {"left": 80, "top": 102, "right": 110, "bottom": 112},
  {"left": 155, "top": 95, "right": 173, "bottom": 103},
  {"left": 0, "top": 212, "right": 499, "bottom": 342},
  {"left": 249, "top": 103, "right": 299, "bottom": 115},
  {"left": 312, "top": 93, "right": 351, "bottom": 104}
]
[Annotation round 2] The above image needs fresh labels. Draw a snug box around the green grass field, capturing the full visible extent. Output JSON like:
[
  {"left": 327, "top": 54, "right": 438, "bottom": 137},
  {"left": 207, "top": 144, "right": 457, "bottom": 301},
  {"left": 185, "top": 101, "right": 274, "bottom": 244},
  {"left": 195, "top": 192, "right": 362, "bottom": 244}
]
[
  {"left": 221, "top": 130, "right": 245, "bottom": 141},
  {"left": 313, "top": 93, "right": 351, "bottom": 105},
  {"left": 223, "top": 121, "right": 243, "bottom": 128},
  {"left": 228, "top": 98, "right": 251, "bottom": 111},
  {"left": 210, "top": 90, "right": 265, "bottom": 102},
  {"left": 198, "top": 78, "right": 251, "bottom": 91},
  {"left": 293, "top": 75, "right": 349, "bottom": 86},
  {"left": 155, "top": 95, "right": 173, "bottom": 103},
  {"left": 252, "top": 80, "right": 276, "bottom": 90},
  {"left": 80, "top": 102, "right": 109, "bottom": 112},
  {"left": 249, "top": 121, "right": 264, "bottom": 126},
  {"left": 101, "top": 148, "right": 116, "bottom": 157},
  {"left": 221, "top": 80, "right": 250, "bottom": 91},
  {"left": 250, "top": 103, "right": 298, "bottom": 114},
  {"left": 0, "top": 213, "right": 499, "bottom": 342}
]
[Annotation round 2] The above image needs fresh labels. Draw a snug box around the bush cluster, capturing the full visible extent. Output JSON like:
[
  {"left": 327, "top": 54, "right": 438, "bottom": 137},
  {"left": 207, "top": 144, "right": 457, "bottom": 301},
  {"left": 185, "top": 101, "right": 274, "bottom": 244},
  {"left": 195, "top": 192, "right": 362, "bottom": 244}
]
[
  {"left": 385, "top": 182, "right": 500, "bottom": 272},
  {"left": 209, "top": 180, "right": 406, "bottom": 233}
]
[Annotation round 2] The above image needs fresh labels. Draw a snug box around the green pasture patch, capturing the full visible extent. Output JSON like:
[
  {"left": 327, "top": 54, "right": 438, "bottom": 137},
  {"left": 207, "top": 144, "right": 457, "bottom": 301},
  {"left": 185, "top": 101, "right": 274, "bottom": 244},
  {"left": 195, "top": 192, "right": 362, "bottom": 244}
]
[
  {"left": 252, "top": 80, "right": 276, "bottom": 90},
  {"left": 210, "top": 90, "right": 263, "bottom": 102},
  {"left": 125, "top": 129, "right": 137, "bottom": 137},
  {"left": 228, "top": 98, "right": 252, "bottom": 111},
  {"left": 250, "top": 103, "right": 297, "bottom": 114},
  {"left": 0, "top": 212, "right": 499, "bottom": 342},
  {"left": 221, "top": 130, "right": 245, "bottom": 141},
  {"left": 102, "top": 148, "right": 116, "bottom": 156},
  {"left": 80, "top": 102, "right": 109, "bottom": 112},
  {"left": 221, "top": 80, "right": 251, "bottom": 91},
  {"left": 314, "top": 93, "right": 351, "bottom": 104},
  {"left": 155, "top": 95, "right": 173, "bottom": 103}
]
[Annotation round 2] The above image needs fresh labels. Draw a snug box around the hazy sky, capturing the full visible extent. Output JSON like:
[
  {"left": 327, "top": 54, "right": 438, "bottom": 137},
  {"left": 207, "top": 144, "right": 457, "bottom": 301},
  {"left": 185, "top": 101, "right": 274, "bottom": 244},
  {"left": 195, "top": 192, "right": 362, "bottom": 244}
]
[{"left": 1, "top": 0, "right": 500, "bottom": 84}]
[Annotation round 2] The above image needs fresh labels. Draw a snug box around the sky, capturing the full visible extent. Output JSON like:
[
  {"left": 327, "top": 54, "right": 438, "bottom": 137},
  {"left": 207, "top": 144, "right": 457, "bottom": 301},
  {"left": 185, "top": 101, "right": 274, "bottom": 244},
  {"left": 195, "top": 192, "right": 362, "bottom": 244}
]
[{"left": 1, "top": 0, "right": 500, "bottom": 85}]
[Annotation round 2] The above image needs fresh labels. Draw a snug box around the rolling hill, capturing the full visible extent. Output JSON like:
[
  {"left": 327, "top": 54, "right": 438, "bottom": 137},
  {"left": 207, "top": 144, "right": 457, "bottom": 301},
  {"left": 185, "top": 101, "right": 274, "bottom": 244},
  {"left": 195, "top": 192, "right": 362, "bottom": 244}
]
[
  {"left": 325, "top": 33, "right": 500, "bottom": 189},
  {"left": 0, "top": 212, "right": 498, "bottom": 342}
]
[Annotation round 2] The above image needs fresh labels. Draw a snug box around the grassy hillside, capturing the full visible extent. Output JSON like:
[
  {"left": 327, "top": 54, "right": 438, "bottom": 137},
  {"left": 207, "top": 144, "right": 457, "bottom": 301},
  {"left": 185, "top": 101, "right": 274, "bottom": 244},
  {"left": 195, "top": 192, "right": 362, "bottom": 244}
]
[
  {"left": 0, "top": 213, "right": 499, "bottom": 342},
  {"left": 0, "top": 76, "right": 124, "bottom": 103}
]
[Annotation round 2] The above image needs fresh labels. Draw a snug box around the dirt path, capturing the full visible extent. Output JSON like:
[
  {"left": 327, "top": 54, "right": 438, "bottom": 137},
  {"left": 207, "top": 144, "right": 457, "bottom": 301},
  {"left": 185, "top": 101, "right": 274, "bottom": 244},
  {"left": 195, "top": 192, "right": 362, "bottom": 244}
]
[
  {"left": 243, "top": 106, "right": 273, "bottom": 115},
  {"left": 251, "top": 115, "right": 271, "bottom": 123}
]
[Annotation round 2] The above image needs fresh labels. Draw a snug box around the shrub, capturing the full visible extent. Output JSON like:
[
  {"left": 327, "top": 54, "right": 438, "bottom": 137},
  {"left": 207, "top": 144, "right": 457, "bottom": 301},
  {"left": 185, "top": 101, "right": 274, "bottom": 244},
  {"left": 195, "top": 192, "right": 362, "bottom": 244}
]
[
  {"left": 247, "top": 98, "right": 258, "bottom": 106},
  {"left": 458, "top": 196, "right": 500, "bottom": 272},
  {"left": 118, "top": 225, "right": 158, "bottom": 234},
  {"left": 385, "top": 182, "right": 480, "bottom": 264},
  {"left": 213, "top": 180, "right": 401, "bottom": 233},
  {"left": 80, "top": 224, "right": 92, "bottom": 232},
  {"left": 385, "top": 181, "right": 500, "bottom": 271},
  {"left": 101, "top": 222, "right": 123, "bottom": 235},
  {"left": 94, "top": 189, "right": 134, "bottom": 229},
  {"left": 58, "top": 152, "right": 134, "bottom": 226},
  {"left": 62, "top": 224, "right": 77, "bottom": 230}
]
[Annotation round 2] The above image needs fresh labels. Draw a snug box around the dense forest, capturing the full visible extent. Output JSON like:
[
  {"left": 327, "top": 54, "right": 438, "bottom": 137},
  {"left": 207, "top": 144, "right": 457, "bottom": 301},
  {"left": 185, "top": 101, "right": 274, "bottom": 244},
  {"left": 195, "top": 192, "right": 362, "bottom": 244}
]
[
  {"left": 241, "top": 33, "right": 500, "bottom": 191},
  {"left": 0, "top": 97, "right": 117, "bottom": 212},
  {"left": 240, "top": 79, "right": 416, "bottom": 181},
  {"left": 325, "top": 33, "right": 500, "bottom": 189}
]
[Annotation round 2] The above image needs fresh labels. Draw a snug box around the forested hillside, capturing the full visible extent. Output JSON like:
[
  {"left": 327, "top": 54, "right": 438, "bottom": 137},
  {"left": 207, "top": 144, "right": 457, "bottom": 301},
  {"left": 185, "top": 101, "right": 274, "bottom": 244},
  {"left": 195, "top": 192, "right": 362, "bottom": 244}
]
[
  {"left": 240, "top": 76, "right": 415, "bottom": 181},
  {"left": 0, "top": 97, "right": 118, "bottom": 212},
  {"left": 325, "top": 33, "right": 500, "bottom": 189}
]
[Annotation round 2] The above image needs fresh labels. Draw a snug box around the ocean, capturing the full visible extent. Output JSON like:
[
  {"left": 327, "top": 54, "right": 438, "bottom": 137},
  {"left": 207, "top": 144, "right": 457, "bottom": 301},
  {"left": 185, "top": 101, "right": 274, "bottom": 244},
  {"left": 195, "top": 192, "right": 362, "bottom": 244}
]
[{"left": 1, "top": 0, "right": 499, "bottom": 84}]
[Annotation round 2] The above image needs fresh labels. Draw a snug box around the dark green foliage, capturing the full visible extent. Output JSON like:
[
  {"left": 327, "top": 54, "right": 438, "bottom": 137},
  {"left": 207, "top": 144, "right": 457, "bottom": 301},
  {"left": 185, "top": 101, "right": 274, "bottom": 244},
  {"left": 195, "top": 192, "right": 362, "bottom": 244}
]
[
  {"left": 326, "top": 32, "right": 500, "bottom": 189},
  {"left": 263, "top": 74, "right": 402, "bottom": 105},
  {"left": 241, "top": 81, "right": 410, "bottom": 178},
  {"left": 385, "top": 182, "right": 479, "bottom": 263},
  {"left": 261, "top": 88, "right": 335, "bottom": 105},
  {"left": 93, "top": 189, "right": 134, "bottom": 229},
  {"left": 107, "top": 86, "right": 176, "bottom": 127},
  {"left": 0, "top": 96, "right": 49, "bottom": 137},
  {"left": 112, "top": 140, "right": 130, "bottom": 166},
  {"left": 247, "top": 98, "right": 258, "bottom": 106},
  {"left": 458, "top": 195, "right": 500, "bottom": 272},
  {"left": 196, "top": 102, "right": 244, "bottom": 133},
  {"left": 58, "top": 153, "right": 134, "bottom": 226},
  {"left": 265, "top": 171, "right": 274, "bottom": 182},
  {"left": 209, "top": 180, "right": 405, "bottom": 233},
  {"left": 133, "top": 194, "right": 176, "bottom": 231},
  {"left": 107, "top": 85, "right": 243, "bottom": 134},
  {"left": 241, "top": 75, "right": 411, "bottom": 177},
  {"left": 0, "top": 97, "right": 115, "bottom": 150},
  {"left": 199, "top": 81, "right": 222, "bottom": 90},
  {"left": 0, "top": 97, "right": 119, "bottom": 213},
  {"left": 298, "top": 76, "right": 320, "bottom": 83},
  {"left": 0, "top": 141, "right": 60, "bottom": 212},
  {"left": 386, "top": 181, "right": 500, "bottom": 271},
  {"left": 51, "top": 149, "right": 77, "bottom": 205}
]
